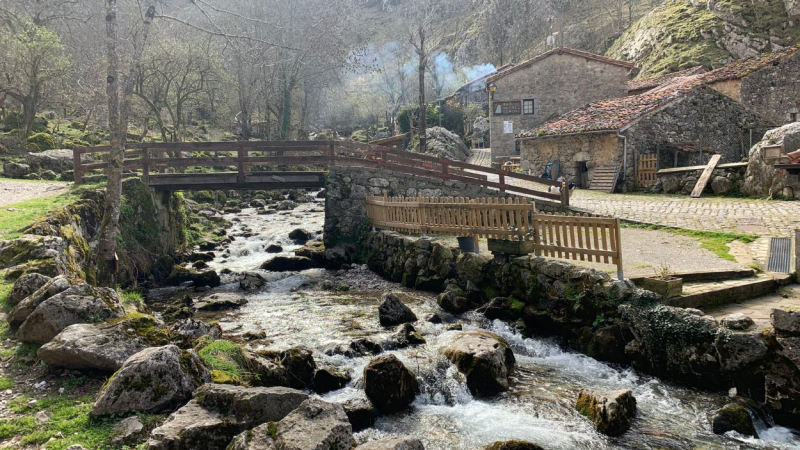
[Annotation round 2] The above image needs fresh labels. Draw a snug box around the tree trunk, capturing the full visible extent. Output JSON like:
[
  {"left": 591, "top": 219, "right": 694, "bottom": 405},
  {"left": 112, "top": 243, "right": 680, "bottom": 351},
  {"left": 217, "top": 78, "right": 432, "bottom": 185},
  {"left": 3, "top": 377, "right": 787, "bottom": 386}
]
[
  {"left": 279, "top": 82, "right": 292, "bottom": 141},
  {"left": 417, "top": 26, "right": 427, "bottom": 153},
  {"left": 22, "top": 92, "right": 38, "bottom": 137},
  {"left": 96, "top": 0, "right": 155, "bottom": 286}
]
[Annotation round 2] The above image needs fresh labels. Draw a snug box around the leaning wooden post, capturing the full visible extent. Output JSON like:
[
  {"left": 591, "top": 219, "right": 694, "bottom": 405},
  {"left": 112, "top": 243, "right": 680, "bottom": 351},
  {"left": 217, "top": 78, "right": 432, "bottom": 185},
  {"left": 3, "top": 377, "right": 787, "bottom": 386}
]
[
  {"left": 73, "top": 147, "right": 83, "bottom": 185},
  {"left": 499, "top": 171, "right": 506, "bottom": 192},
  {"left": 141, "top": 146, "right": 149, "bottom": 185},
  {"left": 615, "top": 217, "right": 624, "bottom": 280}
]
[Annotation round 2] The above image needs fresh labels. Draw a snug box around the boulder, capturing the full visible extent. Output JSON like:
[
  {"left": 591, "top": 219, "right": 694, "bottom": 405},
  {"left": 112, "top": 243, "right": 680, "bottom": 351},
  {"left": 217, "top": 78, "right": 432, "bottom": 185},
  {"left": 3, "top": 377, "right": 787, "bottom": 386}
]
[
  {"left": 711, "top": 401, "right": 758, "bottom": 437},
  {"left": 661, "top": 176, "right": 682, "bottom": 194},
  {"left": 363, "top": 354, "right": 419, "bottom": 413},
  {"left": 148, "top": 384, "right": 308, "bottom": 450},
  {"left": 477, "top": 297, "right": 518, "bottom": 321},
  {"left": 720, "top": 313, "right": 755, "bottom": 331},
  {"left": 313, "top": 366, "right": 351, "bottom": 394},
  {"left": 265, "top": 244, "right": 283, "bottom": 253},
  {"left": 357, "top": 438, "right": 425, "bottom": 450},
  {"left": 226, "top": 423, "right": 278, "bottom": 450},
  {"left": 16, "top": 285, "right": 124, "bottom": 344},
  {"left": 0, "top": 234, "right": 63, "bottom": 269},
  {"left": 275, "top": 200, "right": 296, "bottom": 211},
  {"left": 3, "top": 162, "right": 31, "bottom": 179},
  {"left": 240, "top": 273, "right": 266, "bottom": 291},
  {"left": 711, "top": 176, "right": 734, "bottom": 195},
  {"left": 244, "top": 346, "right": 316, "bottom": 390},
  {"left": 166, "top": 267, "right": 221, "bottom": 288},
  {"left": 575, "top": 389, "right": 637, "bottom": 437},
  {"left": 90, "top": 345, "right": 211, "bottom": 416},
  {"left": 288, "top": 228, "right": 313, "bottom": 243},
  {"left": 743, "top": 123, "right": 800, "bottom": 198},
  {"left": 341, "top": 398, "right": 377, "bottom": 432},
  {"left": 7, "top": 273, "right": 51, "bottom": 306},
  {"left": 443, "top": 331, "right": 515, "bottom": 396},
  {"left": 7, "top": 275, "right": 71, "bottom": 328},
  {"left": 378, "top": 293, "right": 417, "bottom": 326},
  {"left": 408, "top": 127, "right": 470, "bottom": 161},
  {"left": 37, "top": 322, "right": 148, "bottom": 372},
  {"left": 260, "top": 256, "right": 317, "bottom": 272},
  {"left": 110, "top": 416, "right": 145, "bottom": 446},
  {"left": 324, "top": 338, "right": 383, "bottom": 358},
  {"left": 436, "top": 287, "right": 470, "bottom": 314},
  {"left": 169, "top": 319, "right": 223, "bottom": 347},
  {"left": 455, "top": 253, "right": 489, "bottom": 284},
  {"left": 714, "top": 331, "right": 768, "bottom": 372},
  {"left": 25, "top": 149, "right": 78, "bottom": 173},
  {"left": 772, "top": 308, "right": 800, "bottom": 336},
  {"left": 270, "top": 398, "right": 353, "bottom": 450},
  {"left": 484, "top": 442, "right": 543, "bottom": 450},
  {"left": 194, "top": 292, "right": 248, "bottom": 311}
]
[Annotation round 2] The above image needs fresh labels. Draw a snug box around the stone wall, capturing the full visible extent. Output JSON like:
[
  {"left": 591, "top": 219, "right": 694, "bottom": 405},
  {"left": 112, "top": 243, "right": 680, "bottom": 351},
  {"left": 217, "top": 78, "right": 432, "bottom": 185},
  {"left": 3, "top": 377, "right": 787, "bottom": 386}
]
[
  {"left": 740, "top": 50, "right": 800, "bottom": 126},
  {"left": 323, "top": 166, "right": 563, "bottom": 246},
  {"left": 489, "top": 52, "right": 630, "bottom": 158},
  {"left": 360, "top": 229, "right": 800, "bottom": 428},
  {"left": 651, "top": 166, "right": 747, "bottom": 196},
  {"left": 519, "top": 133, "right": 622, "bottom": 185}
]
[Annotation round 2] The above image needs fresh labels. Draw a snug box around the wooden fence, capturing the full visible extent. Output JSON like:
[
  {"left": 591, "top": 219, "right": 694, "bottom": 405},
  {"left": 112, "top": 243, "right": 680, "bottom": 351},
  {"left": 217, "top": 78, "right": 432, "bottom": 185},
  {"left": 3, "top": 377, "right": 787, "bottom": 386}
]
[{"left": 366, "top": 195, "right": 624, "bottom": 279}]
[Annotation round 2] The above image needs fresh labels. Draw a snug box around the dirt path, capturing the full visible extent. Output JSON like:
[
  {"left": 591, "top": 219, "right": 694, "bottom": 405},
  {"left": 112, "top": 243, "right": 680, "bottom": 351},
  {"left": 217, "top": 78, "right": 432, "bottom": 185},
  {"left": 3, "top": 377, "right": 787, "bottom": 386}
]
[{"left": 0, "top": 179, "right": 70, "bottom": 207}]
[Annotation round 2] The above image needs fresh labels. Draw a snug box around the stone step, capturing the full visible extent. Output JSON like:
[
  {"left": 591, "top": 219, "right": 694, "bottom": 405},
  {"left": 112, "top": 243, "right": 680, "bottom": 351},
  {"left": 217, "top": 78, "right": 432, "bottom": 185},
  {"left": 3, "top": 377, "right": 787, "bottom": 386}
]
[{"left": 664, "top": 274, "right": 790, "bottom": 310}]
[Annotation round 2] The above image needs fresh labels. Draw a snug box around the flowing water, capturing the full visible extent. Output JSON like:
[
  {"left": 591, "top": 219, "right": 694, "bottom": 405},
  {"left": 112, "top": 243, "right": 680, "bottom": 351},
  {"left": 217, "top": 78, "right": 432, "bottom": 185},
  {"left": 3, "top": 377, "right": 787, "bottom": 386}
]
[{"left": 193, "top": 197, "right": 800, "bottom": 450}]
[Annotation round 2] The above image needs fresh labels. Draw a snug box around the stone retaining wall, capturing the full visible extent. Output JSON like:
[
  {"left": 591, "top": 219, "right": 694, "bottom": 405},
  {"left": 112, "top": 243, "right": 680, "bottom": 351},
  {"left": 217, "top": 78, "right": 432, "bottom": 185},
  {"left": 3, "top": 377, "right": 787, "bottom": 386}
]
[
  {"left": 323, "top": 166, "right": 563, "bottom": 246},
  {"left": 360, "top": 229, "right": 800, "bottom": 427},
  {"left": 651, "top": 166, "right": 747, "bottom": 196}
]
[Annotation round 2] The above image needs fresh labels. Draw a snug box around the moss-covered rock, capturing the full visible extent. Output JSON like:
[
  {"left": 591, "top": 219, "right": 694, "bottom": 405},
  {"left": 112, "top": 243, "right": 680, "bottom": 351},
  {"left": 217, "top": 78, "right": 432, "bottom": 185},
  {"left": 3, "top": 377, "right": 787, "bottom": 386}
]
[
  {"left": 711, "top": 401, "right": 758, "bottom": 437},
  {"left": 443, "top": 331, "right": 515, "bottom": 397},
  {"left": 166, "top": 266, "right": 221, "bottom": 288},
  {"left": 575, "top": 389, "right": 637, "bottom": 437},
  {"left": 484, "top": 441, "right": 544, "bottom": 450},
  {"left": 26, "top": 132, "right": 57, "bottom": 151}
]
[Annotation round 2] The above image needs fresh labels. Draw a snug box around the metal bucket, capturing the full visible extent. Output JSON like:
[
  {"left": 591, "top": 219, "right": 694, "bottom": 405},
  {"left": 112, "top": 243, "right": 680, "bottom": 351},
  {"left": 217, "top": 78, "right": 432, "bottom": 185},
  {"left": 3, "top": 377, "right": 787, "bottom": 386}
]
[{"left": 457, "top": 236, "right": 476, "bottom": 253}]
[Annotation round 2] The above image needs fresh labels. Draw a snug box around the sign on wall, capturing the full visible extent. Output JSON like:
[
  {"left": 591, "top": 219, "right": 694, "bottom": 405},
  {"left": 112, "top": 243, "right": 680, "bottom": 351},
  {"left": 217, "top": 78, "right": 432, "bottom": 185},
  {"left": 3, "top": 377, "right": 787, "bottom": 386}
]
[
  {"left": 503, "top": 121, "right": 513, "bottom": 134},
  {"left": 494, "top": 101, "right": 522, "bottom": 115}
]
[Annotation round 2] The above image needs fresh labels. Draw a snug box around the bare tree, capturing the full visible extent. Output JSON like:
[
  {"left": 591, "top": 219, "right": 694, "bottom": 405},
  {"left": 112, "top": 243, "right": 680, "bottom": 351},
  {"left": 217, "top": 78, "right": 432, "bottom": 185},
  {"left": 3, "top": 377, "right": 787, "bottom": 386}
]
[{"left": 96, "top": 0, "right": 155, "bottom": 286}]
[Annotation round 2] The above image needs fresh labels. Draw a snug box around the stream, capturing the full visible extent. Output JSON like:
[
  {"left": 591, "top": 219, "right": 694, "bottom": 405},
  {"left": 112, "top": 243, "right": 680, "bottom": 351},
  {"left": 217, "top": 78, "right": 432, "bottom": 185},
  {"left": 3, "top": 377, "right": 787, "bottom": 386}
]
[{"left": 184, "top": 195, "right": 800, "bottom": 449}]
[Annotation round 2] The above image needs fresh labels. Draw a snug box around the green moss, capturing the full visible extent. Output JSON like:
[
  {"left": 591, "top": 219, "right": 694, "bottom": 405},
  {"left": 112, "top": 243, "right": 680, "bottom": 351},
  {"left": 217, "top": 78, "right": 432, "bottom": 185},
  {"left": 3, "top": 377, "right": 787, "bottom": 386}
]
[
  {"left": 26, "top": 132, "right": 57, "bottom": 151},
  {"left": 621, "top": 221, "right": 756, "bottom": 261},
  {"left": 0, "top": 376, "right": 13, "bottom": 390}
]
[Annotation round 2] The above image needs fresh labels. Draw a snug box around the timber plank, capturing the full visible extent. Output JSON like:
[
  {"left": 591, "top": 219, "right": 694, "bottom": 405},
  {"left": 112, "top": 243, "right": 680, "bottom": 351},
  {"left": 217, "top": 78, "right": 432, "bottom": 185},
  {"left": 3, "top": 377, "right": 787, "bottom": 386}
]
[{"left": 690, "top": 154, "right": 722, "bottom": 198}]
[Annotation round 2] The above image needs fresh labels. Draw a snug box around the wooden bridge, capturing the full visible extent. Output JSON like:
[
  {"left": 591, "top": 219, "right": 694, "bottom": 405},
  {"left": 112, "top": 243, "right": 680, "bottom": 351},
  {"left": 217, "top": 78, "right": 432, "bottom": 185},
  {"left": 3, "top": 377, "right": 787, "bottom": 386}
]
[{"left": 73, "top": 140, "right": 570, "bottom": 209}]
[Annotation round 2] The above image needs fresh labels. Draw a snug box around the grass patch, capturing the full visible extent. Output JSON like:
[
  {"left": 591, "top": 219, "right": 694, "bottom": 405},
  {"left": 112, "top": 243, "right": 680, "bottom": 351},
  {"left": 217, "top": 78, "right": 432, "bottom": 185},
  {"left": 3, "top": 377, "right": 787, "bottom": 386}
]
[
  {"left": 0, "top": 376, "right": 13, "bottom": 390},
  {"left": 198, "top": 339, "right": 247, "bottom": 384},
  {"left": 622, "top": 221, "right": 757, "bottom": 262},
  {"left": 15, "top": 342, "right": 40, "bottom": 358},
  {"left": 0, "top": 275, "right": 13, "bottom": 312},
  {"left": 119, "top": 290, "right": 145, "bottom": 310},
  {"left": 3, "top": 394, "right": 116, "bottom": 449},
  {"left": 0, "top": 191, "right": 79, "bottom": 240}
]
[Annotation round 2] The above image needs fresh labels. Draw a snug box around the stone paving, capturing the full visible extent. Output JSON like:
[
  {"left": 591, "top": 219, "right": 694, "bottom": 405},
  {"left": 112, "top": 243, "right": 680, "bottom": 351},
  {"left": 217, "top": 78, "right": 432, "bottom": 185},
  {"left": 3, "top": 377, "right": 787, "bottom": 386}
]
[{"left": 710, "top": 285, "right": 800, "bottom": 330}]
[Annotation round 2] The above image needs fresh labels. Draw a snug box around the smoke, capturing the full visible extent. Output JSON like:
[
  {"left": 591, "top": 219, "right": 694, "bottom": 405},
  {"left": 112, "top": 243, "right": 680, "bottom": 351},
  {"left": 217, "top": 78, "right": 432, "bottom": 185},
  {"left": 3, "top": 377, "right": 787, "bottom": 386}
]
[{"left": 461, "top": 63, "right": 497, "bottom": 81}]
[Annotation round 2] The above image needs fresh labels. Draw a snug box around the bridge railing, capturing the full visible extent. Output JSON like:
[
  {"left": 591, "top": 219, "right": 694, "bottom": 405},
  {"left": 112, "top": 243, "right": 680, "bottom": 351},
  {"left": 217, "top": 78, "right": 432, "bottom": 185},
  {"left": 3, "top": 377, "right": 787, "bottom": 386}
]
[
  {"left": 366, "top": 195, "right": 623, "bottom": 278},
  {"left": 73, "top": 140, "right": 569, "bottom": 209}
]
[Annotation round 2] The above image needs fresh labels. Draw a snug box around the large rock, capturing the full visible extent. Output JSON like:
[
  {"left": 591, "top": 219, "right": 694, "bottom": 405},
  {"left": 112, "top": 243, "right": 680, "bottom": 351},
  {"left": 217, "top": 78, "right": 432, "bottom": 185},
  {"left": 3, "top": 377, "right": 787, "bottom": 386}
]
[
  {"left": 0, "top": 234, "right": 63, "bottom": 269},
  {"left": 772, "top": 308, "right": 800, "bottom": 336},
  {"left": 313, "top": 366, "right": 351, "bottom": 394},
  {"left": 7, "top": 275, "right": 71, "bottom": 328},
  {"left": 484, "top": 442, "right": 543, "bottom": 450},
  {"left": 455, "top": 253, "right": 489, "bottom": 284},
  {"left": 243, "top": 347, "right": 316, "bottom": 390},
  {"left": 110, "top": 416, "right": 145, "bottom": 446},
  {"left": 357, "top": 438, "right": 425, "bottom": 450},
  {"left": 436, "top": 285, "right": 470, "bottom": 313},
  {"left": 3, "top": 162, "right": 31, "bottom": 179},
  {"left": 239, "top": 272, "right": 266, "bottom": 291},
  {"left": 148, "top": 384, "right": 308, "bottom": 450},
  {"left": 575, "top": 389, "right": 637, "bottom": 437},
  {"left": 363, "top": 354, "right": 419, "bottom": 413},
  {"left": 711, "top": 400, "right": 758, "bottom": 437},
  {"left": 378, "top": 293, "right": 417, "bottom": 326},
  {"left": 710, "top": 176, "right": 734, "bottom": 195},
  {"left": 341, "top": 398, "right": 377, "bottom": 432},
  {"left": 743, "top": 122, "right": 800, "bottom": 199},
  {"left": 37, "top": 322, "right": 148, "bottom": 372},
  {"left": 165, "top": 266, "right": 221, "bottom": 288},
  {"left": 16, "top": 284, "right": 124, "bottom": 344},
  {"left": 26, "top": 149, "right": 81, "bottom": 174},
  {"left": 260, "top": 256, "right": 317, "bottom": 272},
  {"left": 443, "top": 331, "right": 515, "bottom": 397},
  {"left": 408, "top": 127, "right": 470, "bottom": 161},
  {"left": 90, "top": 345, "right": 210, "bottom": 416},
  {"left": 288, "top": 228, "right": 313, "bottom": 243},
  {"left": 714, "top": 331, "right": 768, "bottom": 372},
  {"left": 271, "top": 398, "right": 353, "bottom": 450},
  {"left": 7, "top": 273, "right": 51, "bottom": 306},
  {"left": 193, "top": 292, "right": 248, "bottom": 311}
]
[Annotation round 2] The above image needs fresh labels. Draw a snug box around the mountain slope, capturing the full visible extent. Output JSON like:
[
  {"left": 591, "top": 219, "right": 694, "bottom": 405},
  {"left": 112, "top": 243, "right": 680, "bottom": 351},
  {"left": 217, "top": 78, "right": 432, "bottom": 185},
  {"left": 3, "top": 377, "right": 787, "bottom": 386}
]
[{"left": 608, "top": 0, "right": 800, "bottom": 78}]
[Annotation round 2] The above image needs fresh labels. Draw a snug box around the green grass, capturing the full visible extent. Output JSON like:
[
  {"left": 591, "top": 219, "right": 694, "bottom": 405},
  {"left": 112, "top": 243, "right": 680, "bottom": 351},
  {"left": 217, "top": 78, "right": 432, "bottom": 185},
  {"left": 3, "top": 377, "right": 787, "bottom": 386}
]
[
  {"left": 0, "top": 275, "right": 12, "bottom": 312},
  {"left": 622, "top": 221, "right": 758, "bottom": 262},
  {"left": 198, "top": 339, "right": 247, "bottom": 383},
  {"left": 0, "top": 191, "right": 79, "bottom": 240},
  {"left": 0, "top": 376, "right": 13, "bottom": 390},
  {"left": 119, "top": 290, "right": 145, "bottom": 310},
  {"left": 2, "top": 395, "right": 116, "bottom": 449}
]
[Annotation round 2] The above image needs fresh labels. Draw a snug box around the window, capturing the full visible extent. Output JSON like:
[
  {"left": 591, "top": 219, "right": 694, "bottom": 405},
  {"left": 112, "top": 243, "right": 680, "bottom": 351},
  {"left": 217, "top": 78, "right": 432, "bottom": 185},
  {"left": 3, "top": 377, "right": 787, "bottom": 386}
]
[{"left": 523, "top": 99, "right": 535, "bottom": 115}]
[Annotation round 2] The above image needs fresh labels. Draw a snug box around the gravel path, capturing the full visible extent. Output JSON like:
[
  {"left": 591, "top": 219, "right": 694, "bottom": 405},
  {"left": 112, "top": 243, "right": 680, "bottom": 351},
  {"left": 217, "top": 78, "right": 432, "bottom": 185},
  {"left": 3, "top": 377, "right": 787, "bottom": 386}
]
[{"left": 0, "top": 179, "right": 70, "bottom": 207}]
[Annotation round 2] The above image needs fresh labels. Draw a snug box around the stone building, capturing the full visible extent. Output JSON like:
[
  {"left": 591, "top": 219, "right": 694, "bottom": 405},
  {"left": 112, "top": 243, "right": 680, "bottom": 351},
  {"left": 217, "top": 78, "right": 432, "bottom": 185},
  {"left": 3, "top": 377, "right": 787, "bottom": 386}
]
[
  {"left": 485, "top": 48, "right": 635, "bottom": 159},
  {"left": 517, "top": 76, "right": 760, "bottom": 191},
  {"left": 627, "top": 66, "right": 706, "bottom": 96},
  {"left": 686, "top": 47, "right": 800, "bottom": 127},
  {"left": 444, "top": 63, "right": 515, "bottom": 114}
]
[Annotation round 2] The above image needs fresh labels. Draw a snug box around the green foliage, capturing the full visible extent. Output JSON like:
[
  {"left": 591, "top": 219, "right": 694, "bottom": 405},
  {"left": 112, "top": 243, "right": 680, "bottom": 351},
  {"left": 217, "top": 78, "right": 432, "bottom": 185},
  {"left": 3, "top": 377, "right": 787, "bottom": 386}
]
[
  {"left": 61, "top": 374, "right": 87, "bottom": 391},
  {"left": 26, "top": 132, "right": 57, "bottom": 151},
  {"left": 198, "top": 339, "right": 248, "bottom": 384},
  {"left": 593, "top": 313, "right": 614, "bottom": 328},
  {"left": 15, "top": 342, "right": 40, "bottom": 358},
  {"left": 0, "top": 376, "right": 13, "bottom": 390},
  {"left": 350, "top": 129, "right": 370, "bottom": 142},
  {"left": 397, "top": 104, "right": 438, "bottom": 135},
  {"left": 119, "top": 290, "right": 145, "bottom": 310}
]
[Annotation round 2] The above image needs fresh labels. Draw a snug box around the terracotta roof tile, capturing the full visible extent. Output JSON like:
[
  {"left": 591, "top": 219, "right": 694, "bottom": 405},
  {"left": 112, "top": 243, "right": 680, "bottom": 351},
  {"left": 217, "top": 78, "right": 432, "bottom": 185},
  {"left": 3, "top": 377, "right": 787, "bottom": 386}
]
[
  {"left": 486, "top": 47, "right": 635, "bottom": 83},
  {"left": 700, "top": 47, "right": 799, "bottom": 84}
]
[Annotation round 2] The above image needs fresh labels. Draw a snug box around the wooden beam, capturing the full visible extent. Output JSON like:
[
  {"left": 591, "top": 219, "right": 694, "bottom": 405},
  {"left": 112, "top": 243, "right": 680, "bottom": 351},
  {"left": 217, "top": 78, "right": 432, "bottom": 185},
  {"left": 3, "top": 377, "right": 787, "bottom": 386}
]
[{"left": 690, "top": 154, "right": 722, "bottom": 198}]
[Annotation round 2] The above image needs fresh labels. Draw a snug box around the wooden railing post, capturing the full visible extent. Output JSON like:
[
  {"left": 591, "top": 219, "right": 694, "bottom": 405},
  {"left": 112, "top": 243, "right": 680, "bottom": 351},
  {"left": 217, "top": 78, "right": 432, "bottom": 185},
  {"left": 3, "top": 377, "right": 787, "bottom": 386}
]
[
  {"left": 142, "top": 146, "right": 149, "bottom": 185},
  {"left": 499, "top": 171, "right": 506, "bottom": 192},
  {"left": 237, "top": 146, "right": 246, "bottom": 183},
  {"left": 615, "top": 218, "right": 624, "bottom": 280},
  {"left": 328, "top": 142, "right": 336, "bottom": 167},
  {"left": 560, "top": 180, "right": 570, "bottom": 211},
  {"left": 73, "top": 147, "right": 82, "bottom": 185}
]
